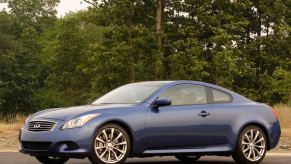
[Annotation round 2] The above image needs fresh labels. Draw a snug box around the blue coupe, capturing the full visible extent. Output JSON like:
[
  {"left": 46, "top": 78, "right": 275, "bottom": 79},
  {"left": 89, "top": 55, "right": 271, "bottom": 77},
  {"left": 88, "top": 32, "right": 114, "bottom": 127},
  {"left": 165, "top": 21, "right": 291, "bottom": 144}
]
[{"left": 19, "top": 81, "right": 281, "bottom": 164}]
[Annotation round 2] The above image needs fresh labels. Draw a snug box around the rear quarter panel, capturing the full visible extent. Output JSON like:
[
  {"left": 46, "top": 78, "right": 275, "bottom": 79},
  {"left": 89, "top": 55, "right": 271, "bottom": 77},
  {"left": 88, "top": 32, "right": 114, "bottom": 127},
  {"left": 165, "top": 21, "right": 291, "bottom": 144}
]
[{"left": 211, "top": 102, "right": 279, "bottom": 150}]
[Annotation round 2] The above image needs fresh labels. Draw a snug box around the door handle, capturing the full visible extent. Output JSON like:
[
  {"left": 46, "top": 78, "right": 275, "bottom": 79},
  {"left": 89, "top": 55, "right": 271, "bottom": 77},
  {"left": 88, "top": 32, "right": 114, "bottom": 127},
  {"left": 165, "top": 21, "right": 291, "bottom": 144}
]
[{"left": 198, "top": 111, "right": 211, "bottom": 117}]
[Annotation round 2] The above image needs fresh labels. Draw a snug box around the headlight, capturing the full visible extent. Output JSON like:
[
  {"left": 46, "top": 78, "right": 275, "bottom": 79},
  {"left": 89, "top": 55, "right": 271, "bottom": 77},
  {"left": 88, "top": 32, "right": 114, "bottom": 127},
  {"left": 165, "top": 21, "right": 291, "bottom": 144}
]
[
  {"left": 24, "top": 114, "right": 33, "bottom": 124},
  {"left": 61, "top": 114, "right": 100, "bottom": 129}
]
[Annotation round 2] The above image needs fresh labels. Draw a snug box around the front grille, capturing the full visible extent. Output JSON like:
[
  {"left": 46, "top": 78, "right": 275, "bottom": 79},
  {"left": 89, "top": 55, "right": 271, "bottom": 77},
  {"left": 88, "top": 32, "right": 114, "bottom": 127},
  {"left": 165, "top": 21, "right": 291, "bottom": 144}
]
[
  {"left": 22, "top": 141, "right": 51, "bottom": 150},
  {"left": 27, "top": 121, "right": 56, "bottom": 132}
]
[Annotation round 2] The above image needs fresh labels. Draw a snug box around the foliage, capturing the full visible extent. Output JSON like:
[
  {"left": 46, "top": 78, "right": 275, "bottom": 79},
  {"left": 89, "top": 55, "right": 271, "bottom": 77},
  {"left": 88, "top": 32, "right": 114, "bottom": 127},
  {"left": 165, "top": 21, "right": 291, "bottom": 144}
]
[{"left": 0, "top": 0, "right": 290, "bottom": 116}]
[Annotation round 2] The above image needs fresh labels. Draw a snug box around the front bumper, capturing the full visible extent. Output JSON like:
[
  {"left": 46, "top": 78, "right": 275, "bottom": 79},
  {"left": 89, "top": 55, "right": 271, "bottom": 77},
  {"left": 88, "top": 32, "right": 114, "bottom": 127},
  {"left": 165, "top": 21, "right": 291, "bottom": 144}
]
[{"left": 19, "top": 118, "right": 96, "bottom": 157}]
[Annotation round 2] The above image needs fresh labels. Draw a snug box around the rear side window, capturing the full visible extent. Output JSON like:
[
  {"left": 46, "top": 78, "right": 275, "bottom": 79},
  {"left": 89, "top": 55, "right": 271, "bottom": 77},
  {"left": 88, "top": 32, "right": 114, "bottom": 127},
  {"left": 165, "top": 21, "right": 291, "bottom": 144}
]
[{"left": 211, "top": 89, "right": 232, "bottom": 103}]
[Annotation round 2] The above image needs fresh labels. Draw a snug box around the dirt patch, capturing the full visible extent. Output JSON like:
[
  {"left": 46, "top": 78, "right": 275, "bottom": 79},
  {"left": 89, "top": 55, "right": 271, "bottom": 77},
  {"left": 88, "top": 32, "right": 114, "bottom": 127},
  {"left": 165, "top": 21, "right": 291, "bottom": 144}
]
[
  {"left": 0, "top": 130, "right": 20, "bottom": 151},
  {"left": 0, "top": 124, "right": 22, "bottom": 151},
  {"left": 270, "top": 136, "right": 291, "bottom": 153}
]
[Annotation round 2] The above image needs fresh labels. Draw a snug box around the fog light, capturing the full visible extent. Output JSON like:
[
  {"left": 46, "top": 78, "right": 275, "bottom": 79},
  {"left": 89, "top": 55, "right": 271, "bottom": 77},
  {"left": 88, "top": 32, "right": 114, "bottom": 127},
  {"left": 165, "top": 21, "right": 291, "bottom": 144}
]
[{"left": 65, "top": 142, "right": 79, "bottom": 150}]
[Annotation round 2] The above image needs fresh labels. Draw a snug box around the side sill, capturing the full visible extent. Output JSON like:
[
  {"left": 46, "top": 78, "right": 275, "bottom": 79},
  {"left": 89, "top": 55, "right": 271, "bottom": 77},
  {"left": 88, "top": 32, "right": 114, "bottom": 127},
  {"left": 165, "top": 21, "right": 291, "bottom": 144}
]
[{"left": 142, "top": 145, "right": 233, "bottom": 155}]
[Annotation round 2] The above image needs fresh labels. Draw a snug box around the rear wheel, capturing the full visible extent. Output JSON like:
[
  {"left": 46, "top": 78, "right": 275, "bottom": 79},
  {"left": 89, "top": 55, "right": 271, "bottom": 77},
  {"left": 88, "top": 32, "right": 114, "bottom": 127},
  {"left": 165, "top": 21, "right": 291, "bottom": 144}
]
[
  {"left": 175, "top": 155, "right": 201, "bottom": 162},
  {"left": 232, "top": 126, "right": 267, "bottom": 164},
  {"left": 35, "top": 156, "right": 69, "bottom": 164},
  {"left": 89, "top": 123, "right": 131, "bottom": 164}
]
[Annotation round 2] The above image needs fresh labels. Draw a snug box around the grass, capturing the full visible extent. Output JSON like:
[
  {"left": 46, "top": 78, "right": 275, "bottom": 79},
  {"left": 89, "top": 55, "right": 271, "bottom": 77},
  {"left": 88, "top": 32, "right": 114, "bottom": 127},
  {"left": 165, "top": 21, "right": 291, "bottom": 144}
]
[
  {"left": 0, "top": 123, "right": 22, "bottom": 132},
  {"left": 0, "top": 113, "right": 26, "bottom": 133},
  {"left": 0, "top": 113, "right": 27, "bottom": 124},
  {"left": 275, "top": 104, "right": 291, "bottom": 137}
]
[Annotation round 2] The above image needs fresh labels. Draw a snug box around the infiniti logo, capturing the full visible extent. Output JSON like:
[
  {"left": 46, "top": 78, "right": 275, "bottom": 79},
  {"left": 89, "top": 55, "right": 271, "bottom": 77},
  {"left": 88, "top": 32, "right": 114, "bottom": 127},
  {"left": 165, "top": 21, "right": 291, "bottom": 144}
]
[{"left": 33, "top": 124, "right": 41, "bottom": 128}]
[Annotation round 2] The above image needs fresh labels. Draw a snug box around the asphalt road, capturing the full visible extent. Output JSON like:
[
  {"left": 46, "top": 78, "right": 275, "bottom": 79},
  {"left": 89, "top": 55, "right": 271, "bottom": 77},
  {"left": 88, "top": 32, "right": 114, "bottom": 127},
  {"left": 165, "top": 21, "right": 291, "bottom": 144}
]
[{"left": 0, "top": 153, "right": 290, "bottom": 164}]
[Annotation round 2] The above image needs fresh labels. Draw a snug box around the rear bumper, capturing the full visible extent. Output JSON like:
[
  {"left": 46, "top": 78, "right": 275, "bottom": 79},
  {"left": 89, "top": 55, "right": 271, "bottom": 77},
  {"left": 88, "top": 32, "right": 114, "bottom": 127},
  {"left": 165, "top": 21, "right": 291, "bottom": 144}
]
[
  {"left": 19, "top": 119, "right": 97, "bottom": 158},
  {"left": 267, "top": 120, "right": 281, "bottom": 150}
]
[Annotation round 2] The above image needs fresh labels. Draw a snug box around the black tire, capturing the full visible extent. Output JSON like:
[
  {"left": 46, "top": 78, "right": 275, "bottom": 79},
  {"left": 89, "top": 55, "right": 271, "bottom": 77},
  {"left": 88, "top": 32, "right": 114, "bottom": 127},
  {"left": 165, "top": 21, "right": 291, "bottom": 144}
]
[
  {"left": 89, "top": 123, "right": 131, "bottom": 164},
  {"left": 35, "top": 156, "right": 69, "bottom": 164},
  {"left": 232, "top": 125, "right": 267, "bottom": 164},
  {"left": 175, "top": 155, "right": 201, "bottom": 162}
]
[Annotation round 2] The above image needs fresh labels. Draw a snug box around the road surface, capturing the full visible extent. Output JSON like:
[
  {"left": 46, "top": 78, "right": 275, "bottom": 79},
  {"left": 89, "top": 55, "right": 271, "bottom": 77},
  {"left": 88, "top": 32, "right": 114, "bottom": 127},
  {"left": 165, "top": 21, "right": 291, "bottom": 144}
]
[{"left": 0, "top": 153, "right": 290, "bottom": 164}]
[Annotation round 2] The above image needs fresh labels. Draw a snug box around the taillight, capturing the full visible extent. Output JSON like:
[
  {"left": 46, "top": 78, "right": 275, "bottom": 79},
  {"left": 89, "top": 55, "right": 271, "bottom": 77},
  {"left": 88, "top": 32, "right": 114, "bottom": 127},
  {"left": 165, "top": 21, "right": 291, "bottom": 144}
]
[{"left": 272, "top": 108, "right": 279, "bottom": 118}]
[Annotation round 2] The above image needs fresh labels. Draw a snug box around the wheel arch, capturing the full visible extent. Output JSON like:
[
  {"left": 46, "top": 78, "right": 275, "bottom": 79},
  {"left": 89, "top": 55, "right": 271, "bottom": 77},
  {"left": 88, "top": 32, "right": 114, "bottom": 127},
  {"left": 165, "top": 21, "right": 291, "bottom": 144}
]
[
  {"left": 236, "top": 122, "right": 270, "bottom": 150},
  {"left": 98, "top": 119, "right": 135, "bottom": 154}
]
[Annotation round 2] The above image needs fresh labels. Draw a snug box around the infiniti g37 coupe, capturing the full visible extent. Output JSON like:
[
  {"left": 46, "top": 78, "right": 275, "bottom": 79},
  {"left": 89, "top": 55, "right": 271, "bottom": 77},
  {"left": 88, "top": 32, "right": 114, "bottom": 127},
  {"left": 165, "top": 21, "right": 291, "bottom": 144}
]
[{"left": 19, "top": 81, "right": 281, "bottom": 164}]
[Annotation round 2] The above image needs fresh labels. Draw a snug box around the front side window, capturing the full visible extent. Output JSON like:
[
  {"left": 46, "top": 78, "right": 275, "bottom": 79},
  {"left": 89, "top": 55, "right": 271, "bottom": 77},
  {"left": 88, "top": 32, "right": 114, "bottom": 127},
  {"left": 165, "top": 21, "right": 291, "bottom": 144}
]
[
  {"left": 211, "top": 88, "right": 232, "bottom": 103},
  {"left": 159, "top": 84, "right": 207, "bottom": 106}
]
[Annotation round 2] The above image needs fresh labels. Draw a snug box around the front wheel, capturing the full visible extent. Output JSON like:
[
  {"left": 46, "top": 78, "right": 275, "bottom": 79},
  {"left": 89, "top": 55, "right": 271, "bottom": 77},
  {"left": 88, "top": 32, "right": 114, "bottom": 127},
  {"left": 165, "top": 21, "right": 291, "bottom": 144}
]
[
  {"left": 175, "top": 155, "right": 201, "bottom": 162},
  {"left": 89, "top": 123, "right": 131, "bottom": 164},
  {"left": 232, "top": 126, "right": 267, "bottom": 164},
  {"left": 35, "top": 156, "right": 69, "bottom": 164}
]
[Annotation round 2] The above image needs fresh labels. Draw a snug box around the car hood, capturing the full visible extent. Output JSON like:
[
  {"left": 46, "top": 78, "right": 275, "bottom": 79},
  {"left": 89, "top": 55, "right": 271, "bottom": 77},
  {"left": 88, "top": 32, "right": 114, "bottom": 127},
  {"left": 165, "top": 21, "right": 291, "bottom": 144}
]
[{"left": 32, "top": 104, "right": 136, "bottom": 121}]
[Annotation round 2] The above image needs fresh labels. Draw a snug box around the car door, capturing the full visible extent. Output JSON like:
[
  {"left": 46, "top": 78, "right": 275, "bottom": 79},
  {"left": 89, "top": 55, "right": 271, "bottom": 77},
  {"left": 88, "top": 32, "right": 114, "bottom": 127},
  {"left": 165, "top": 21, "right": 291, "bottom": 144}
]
[
  {"left": 206, "top": 87, "right": 235, "bottom": 146},
  {"left": 146, "top": 84, "right": 214, "bottom": 149}
]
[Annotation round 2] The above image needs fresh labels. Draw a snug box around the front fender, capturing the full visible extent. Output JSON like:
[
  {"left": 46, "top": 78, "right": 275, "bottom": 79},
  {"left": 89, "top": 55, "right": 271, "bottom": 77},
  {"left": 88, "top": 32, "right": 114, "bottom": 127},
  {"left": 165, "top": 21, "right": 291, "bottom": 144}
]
[{"left": 86, "top": 108, "right": 148, "bottom": 155}]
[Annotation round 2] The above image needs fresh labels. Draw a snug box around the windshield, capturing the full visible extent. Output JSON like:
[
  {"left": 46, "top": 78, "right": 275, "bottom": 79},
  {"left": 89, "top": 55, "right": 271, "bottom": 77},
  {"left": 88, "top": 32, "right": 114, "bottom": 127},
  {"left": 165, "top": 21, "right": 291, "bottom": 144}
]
[{"left": 92, "top": 82, "right": 166, "bottom": 105}]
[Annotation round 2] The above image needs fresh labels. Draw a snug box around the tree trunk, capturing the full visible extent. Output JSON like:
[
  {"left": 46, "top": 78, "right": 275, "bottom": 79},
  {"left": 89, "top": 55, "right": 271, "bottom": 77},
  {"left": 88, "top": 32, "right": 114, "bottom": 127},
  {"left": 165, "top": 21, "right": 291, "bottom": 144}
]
[
  {"left": 255, "top": 11, "right": 262, "bottom": 90},
  {"left": 155, "top": 0, "right": 164, "bottom": 80},
  {"left": 128, "top": 0, "right": 135, "bottom": 82}
]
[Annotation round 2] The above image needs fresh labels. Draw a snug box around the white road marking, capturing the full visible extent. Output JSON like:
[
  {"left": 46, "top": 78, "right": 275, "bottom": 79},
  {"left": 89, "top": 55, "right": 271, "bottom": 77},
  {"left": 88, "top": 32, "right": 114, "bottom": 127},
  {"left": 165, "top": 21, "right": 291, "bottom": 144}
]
[{"left": 267, "top": 153, "right": 291, "bottom": 156}]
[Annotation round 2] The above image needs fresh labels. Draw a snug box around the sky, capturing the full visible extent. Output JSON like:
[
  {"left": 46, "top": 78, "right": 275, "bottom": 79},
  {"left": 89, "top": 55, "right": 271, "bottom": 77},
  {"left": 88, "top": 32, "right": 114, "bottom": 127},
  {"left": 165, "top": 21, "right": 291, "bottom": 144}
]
[
  {"left": 0, "top": 0, "right": 90, "bottom": 17},
  {"left": 56, "top": 0, "right": 90, "bottom": 17}
]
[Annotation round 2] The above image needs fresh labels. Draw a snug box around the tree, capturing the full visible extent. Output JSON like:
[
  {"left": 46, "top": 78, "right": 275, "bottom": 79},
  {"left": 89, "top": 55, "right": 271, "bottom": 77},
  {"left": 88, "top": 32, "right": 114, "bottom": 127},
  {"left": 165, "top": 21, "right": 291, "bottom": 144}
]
[
  {"left": 8, "top": 0, "right": 59, "bottom": 32},
  {"left": 84, "top": 0, "right": 138, "bottom": 82},
  {"left": 232, "top": 0, "right": 290, "bottom": 101},
  {"left": 1, "top": 0, "right": 291, "bottom": 117},
  {"left": 271, "top": 68, "right": 291, "bottom": 104},
  {"left": 0, "top": 0, "right": 60, "bottom": 115}
]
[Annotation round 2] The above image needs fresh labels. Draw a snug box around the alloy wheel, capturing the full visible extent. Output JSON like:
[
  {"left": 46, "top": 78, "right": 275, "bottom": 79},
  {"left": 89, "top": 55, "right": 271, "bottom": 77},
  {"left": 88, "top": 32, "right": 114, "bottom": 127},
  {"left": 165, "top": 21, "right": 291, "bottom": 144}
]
[
  {"left": 241, "top": 129, "right": 266, "bottom": 162},
  {"left": 94, "top": 127, "right": 128, "bottom": 164}
]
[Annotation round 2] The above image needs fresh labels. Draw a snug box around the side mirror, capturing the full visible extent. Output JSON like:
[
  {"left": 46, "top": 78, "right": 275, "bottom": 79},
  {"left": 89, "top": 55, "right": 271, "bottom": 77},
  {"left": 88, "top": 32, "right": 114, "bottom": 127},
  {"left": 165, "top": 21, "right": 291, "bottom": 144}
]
[{"left": 152, "top": 98, "right": 172, "bottom": 108}]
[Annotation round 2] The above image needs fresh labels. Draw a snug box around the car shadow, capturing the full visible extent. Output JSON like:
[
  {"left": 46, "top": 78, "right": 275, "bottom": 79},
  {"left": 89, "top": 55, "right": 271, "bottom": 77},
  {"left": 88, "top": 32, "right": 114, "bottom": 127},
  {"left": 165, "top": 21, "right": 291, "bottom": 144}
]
[
  {"left": 126, "top": 160, "right": 235, "bottom": 164},
  {"left": 126, "top": 162, "right": 234, "bottom": 164}
]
